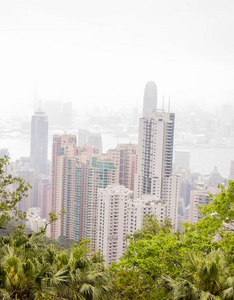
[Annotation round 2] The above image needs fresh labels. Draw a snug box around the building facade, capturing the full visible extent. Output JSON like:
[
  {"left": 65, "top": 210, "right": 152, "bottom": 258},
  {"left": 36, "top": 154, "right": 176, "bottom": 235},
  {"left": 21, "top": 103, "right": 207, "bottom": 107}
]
[
  {"left": 135, "top": 110, "right": 179, "bottom": 228},
  {"left": 30, "top": 108, "right": 48, "bottom": 175}
]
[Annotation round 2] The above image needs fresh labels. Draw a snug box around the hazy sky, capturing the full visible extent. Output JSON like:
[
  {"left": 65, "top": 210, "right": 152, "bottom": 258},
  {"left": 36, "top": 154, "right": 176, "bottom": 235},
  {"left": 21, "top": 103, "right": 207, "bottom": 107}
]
[{"left": 0, "top": 0, "right": 234, "bottom": 114}]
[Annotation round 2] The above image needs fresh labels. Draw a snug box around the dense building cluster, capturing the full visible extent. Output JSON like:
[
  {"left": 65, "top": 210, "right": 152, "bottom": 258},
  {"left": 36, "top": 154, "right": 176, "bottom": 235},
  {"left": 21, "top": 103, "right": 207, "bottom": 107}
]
[{"left": 2, "top": 81, "right": 233, "bottom": 265}]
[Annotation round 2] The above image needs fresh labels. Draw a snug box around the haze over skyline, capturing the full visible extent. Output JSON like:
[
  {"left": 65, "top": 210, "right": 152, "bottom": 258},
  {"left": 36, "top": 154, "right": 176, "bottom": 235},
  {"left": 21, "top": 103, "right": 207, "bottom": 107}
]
[{"left": 1, "top": 0, "right": 234, "bottom": 114}]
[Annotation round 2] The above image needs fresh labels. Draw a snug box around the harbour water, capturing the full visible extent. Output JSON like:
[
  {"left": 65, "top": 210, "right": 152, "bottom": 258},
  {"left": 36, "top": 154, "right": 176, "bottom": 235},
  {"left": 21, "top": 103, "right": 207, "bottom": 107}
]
[{"left": 1, "top": 134, "right": 233, "bottom": 178}]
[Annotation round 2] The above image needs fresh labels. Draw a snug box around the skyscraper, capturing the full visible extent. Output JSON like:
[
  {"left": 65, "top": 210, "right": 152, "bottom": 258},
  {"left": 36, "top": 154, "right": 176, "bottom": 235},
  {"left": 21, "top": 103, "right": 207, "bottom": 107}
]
[
  {"left": 107, "top": 144, "right": 137, "bottom": 192},
  {"left": 136, "top": 84, "right": 179, "bottom": 228},
  {"left": 97, "top": 185, "right": 132, "bottom": 265},
  {"left": 142, "top": 81, "right": 157, "bottom": 117},
  {"left": 30, "top": 108, "right": 48, "bottom": 175},
  {"left": 50, "top": 134, "right": 77, "bottom": 238},
  {"left": 50, "top": 134, "right": 118, "bottom": 245},
  {"left": 135, "top": 111, "right": 175, "bottom": 199}
]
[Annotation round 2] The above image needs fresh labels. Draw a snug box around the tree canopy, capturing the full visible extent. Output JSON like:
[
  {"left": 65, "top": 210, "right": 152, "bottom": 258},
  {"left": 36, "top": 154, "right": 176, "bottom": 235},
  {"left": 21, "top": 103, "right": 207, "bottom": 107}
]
[
  {"left": 1, "top": 156, "right": 234, "bottom": 299},
  {"left": 112, "top": 180, "right": 234, "bottom": 299}
]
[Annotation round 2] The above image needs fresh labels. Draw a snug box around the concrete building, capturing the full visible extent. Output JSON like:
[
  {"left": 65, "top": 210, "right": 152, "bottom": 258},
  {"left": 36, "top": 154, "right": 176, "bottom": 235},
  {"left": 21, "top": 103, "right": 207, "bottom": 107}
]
[
  {"left": 97, "top": 185, "right": 168, "bottom": 266},
  {"left": 107, "top": 144, "right": 137, "bottom": 192},
  {"left": 142, "top": 81, "right": 157, "bottom": 117},
  {"left": 87, "top": 132, "right": 103, "bottom": 154},
  {"left": 50, "top": 134, "right": 77, "bottom": 238},
  {"left": 189, "top": 182, "right": 220, "bottom": 223},
  {"left": 135, "top": 111, "right": 175, "bottom": 198},
  {"left": 135, "top": 110, "right": 179, "bottom": 228},
  {"left": 10, "top": 159, "right": 35, "bottom": 211},
  {"left": 50, "top": 134, "right": 118, "bottom": 246},
  {"left": 78, "top": 129, "right": 103, "bottom": 154},
  {"left": 37, "top": 176, "right": 51, "bottom": 220},
  {"left": 127, "top": 195, "right": 166, "bottom": 236},
  {"left": 97, "top": 185, "right": 132, "bottom": 265},
  {"left": 209, "top": 166, "right": 223, "bottom": 186},
  {"left": 30, "top": 108, "right": 49, "bottom": 175}
]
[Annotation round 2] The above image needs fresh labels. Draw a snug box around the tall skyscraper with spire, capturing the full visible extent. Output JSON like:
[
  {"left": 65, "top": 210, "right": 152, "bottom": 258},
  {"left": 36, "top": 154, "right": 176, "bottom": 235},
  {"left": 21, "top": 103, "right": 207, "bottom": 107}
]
[
  {"left": 30, "top": 107, "right": 48, "bottom": 175},
  {"left": 142, "top": 81, "right": 157, "bottom": 117}
]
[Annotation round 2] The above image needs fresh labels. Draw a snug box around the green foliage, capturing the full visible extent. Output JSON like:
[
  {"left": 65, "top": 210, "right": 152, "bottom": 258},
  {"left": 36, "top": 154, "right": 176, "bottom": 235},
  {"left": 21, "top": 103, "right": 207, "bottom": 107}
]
[
  {"left": 0, "top": 229, "right": 112, "bottom": 299},
  {"left": 0, "top": 157, "right": 112, "bottom": 299},
  {"left": 113, "top": 181, "right": 234, "bottom": 299},
  {"left": 161, "top": 249, "right": 234, "bottom": 299},
  {"left": 1, "top": 156, "right": 234, "bottom": 299},
  {"left": 111, "top": 216, "right": 180, "bottom": 299},
  {"left": 0, "top": 156, "right": 30, "bottom": 229},
  {"left": 130, "top": 214, "right": 172, "bottom": 240}
]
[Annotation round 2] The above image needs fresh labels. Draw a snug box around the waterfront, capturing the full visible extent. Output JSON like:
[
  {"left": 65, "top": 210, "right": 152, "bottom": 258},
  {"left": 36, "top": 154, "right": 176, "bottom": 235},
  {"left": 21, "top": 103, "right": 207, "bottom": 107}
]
[{"left": 1, "top": 134, "right": 233, "bottom": 178}]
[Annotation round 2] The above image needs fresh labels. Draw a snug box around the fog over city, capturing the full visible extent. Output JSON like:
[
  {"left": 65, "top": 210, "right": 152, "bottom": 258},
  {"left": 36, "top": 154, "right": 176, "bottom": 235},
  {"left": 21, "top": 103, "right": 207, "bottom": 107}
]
[
  {"left": 1, "top": 0, "right": 234, "bottom": 278},
  {"left": 0, "top": 1, "right": 234, "bottom": 177}
]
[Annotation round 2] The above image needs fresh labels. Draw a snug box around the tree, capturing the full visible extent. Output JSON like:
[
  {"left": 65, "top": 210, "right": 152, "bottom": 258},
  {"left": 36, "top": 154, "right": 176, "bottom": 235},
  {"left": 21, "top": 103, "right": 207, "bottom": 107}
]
[
  {"left": 0, "top": 156, "right": 30, "bottom": 229},
  {"left": 0, "top": 157, "right": 113, "bottom": 299},
  {"left": 111, "top": 215, "right": 180, "bottom": 299},
  {"left": 0, "top": 225, "right": 113, "bottom": 299},
  {"left": 182, "top": 180, "right": 234, "bottom": 259},
  {"left": 113, "top": 181, "right": 234, "bottom": 299},
  {"left": 160, "top": 249, "right": 234, "bottom": 299}
]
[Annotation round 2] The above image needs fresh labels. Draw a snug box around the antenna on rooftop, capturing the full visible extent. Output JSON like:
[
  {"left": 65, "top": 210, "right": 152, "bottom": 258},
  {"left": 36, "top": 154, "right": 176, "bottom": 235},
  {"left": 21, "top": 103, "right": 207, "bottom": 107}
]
[{"left": 168, "top": 96, "right": 170, "bottom": 113}]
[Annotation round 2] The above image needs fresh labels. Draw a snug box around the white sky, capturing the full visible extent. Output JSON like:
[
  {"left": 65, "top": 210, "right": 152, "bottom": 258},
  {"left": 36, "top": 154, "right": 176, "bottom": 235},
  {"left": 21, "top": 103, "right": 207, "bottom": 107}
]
[{"left": 0, "top": 0, "right": 234, "bottom": 114}]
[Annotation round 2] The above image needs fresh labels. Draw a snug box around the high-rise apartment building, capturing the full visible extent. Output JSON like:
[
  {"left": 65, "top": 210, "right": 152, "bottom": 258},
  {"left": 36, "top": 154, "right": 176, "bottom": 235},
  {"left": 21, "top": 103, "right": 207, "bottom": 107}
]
[
  {"left": 50, "top": 134, "right": 118, "bottom": 245},
  {"left": 107, "top": 144, "right": 137, "bottom": 191},
  {"left": 135, "top": 111, "right": 175, "bottom": 199},
  {"left": 135, "top": 85, "right": 179, "bottom": 228},
  {"left": 189, "top": 183, "right": 220, "bottom": 223},
  {"left": 50, "top": 134, "right": 77, "bottom": 238},
  {"left": 97, "top": 185, "right": 132, "bottom": 265},
  {"left": 127, "top": 195, "right": 166, "bottom": 236},
  {"left": 37, "top": 176, "right": 51, "bottom": 220},
  {"left": 30, "top": 108, "right": 48, "bottom": 175},
  {"left": 97, "top": 185, "right": 166, "bottom": 266},
  {"left": 79, "top": 153, "right": 118, "bottom": 247}
]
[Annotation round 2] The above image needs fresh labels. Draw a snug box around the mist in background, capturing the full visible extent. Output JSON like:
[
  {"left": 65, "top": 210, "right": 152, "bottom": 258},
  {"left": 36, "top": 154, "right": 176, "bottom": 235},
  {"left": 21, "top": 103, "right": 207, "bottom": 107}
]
[{"left": 0, "top": 0, "right": 234, "bottom": 114}]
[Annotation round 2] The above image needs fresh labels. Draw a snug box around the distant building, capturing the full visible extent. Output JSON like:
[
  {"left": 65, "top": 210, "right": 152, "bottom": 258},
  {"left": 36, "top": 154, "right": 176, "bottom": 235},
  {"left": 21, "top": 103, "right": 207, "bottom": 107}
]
[
  {"left": 229, "top": 161, "right": 234, "bottom": 180},
  {"left": 189, "top": 183, "right": 220, "bottom": 223},
  {"left": 107, "top": 144, "right": 137, "bottom": 192},
  {"left": 142, "top": 81, "right": 157, "bottom": 117},
  {"left": 78, "top": 129, "right": 89, "bottom": 147},
  {"left": 0, "top": 148, "right": 9, "bottom": 158},
  {"left": 30, "top": 108, "right": 48, "bottom": 175},
  {"left": 174, "top": 150, "right": 190, "bottom": 170},
  {"left": 10, "top": 159, "right": 35, "bottom": 211},
  {"left": 78, "top": 129, "right": 102, "bottom": 154},
  {"left": 37, "top": 176, "right": 51, "bottom": 220},
  {"left": 209, "top": 166, "right": 223, "bottom": 186},
  {"left": 181, "top": 179, "right": 193, "bottom": 207},
  {"left": 87, "top": 132, "right": 103, "bottom": 153}
]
